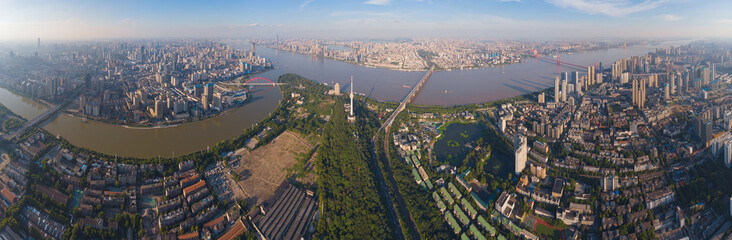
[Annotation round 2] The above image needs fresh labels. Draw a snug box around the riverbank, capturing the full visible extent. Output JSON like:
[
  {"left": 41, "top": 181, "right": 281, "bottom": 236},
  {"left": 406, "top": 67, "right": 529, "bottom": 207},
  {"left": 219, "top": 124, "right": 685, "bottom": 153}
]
[
  {"left": 0, "top": 83, "right": 53, "bottom": 109},
  {"left": 268, "top": 41, "right": 647, "bottom": 73},
  {"left": 63, "top": 92, "right": 256, "bottom": 129}
]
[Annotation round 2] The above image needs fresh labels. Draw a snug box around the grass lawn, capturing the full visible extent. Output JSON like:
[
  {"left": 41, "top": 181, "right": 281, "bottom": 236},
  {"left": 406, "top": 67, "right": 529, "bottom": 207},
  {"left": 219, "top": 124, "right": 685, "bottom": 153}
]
[{"left": 535, "top": 221, "right": 561, "bottom": 239}]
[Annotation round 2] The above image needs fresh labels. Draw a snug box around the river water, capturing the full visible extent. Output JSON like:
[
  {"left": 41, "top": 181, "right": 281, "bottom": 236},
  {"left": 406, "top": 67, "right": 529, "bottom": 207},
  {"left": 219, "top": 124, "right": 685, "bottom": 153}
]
[{"left": 0, "top": 41, "right": 684, "bottom": 158}]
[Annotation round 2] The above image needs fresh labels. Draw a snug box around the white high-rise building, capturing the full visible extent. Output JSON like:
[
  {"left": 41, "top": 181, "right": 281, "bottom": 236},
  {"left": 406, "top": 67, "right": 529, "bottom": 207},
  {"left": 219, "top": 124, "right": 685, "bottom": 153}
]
[
  {"left": 348, "top": 76, "right": 356, "bottom": 122},
  {"left": 561, "top": 80, "right": 568, "bottom": 102},
  {"left": 514, "top": 134, "right": 527, "bottom": 174},
  {"left": 554, "top": 76, "right": 560, "bottom": 103},
  {"left": 333, "top": 82, "right": 341, "bottom": 95}
]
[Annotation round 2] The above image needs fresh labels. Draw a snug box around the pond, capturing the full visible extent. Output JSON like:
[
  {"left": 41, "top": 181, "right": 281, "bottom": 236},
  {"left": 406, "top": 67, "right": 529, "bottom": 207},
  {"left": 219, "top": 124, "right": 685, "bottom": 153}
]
[
  {"left": 70, "top": 189, "right": 83, "bottom": 209},
  {"left": 141, "top": 197, "right": 157, "bottom": 208},
  {"left": 433, "top": 123, "right": 483, "bottom": 165}
]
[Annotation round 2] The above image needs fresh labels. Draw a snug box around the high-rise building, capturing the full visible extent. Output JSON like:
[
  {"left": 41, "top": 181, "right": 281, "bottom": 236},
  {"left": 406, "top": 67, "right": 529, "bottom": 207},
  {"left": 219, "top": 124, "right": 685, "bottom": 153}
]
[
  {"left": 170, "top": 76, "right": 180, "bottom": 87},
  {"left": 724, "top": 141, "right": 732, "bottom": 168},
  {"left": 575, "top": 76, "right": 582, "bottom": 96},
  {"left": 587, "top": 65, "right": 595, "bottom": 87},
  {"left": 514, "top": 134, "right": 527, "bottom": 174},
  {"left": 554, "top": 76, "right": 560, "bottom": 103},
  {"left": 664, "top": 83, "right": 670, "bottom": 100},
  {"left": 194, "top": 84, "right": 202, "bottom": 97},
  {"left": 538, "top": 92, "right": 545, "bottom": 104},
  {"left": 202, "top": 94, "right": 210, "bottom": 112},
  {"left": 79, "top": 95, "right": 86, "bottom": 112},
  {"left": 154, "top": 99, "right": 165, "bottom": 119},
  {"left": 648, "top": 74, "right": 658, "bottom": 88},
  {"left": 333, "top": 82, "right": 341, "bottom": 95},
  {"left": 139, "top": 46, "right": 145, "bottom": 63},
  {"left": 561, "top": 79, "right": 568, "bottom": 102},
  {"left": 601, "top": 175, "right": 619, "bottom": 192},
  {"left": 204, "top": 83, "right": 214, "bottom": 99},
  {"left": 596, "top": 73, "right": 603, "bottom": 84},
  {"left": 348, "top": 76, "right": 356, "bottom": 122},
  {"left": 632, "top": 78, "right": 647, "bottom": 108},
  {"left": 570, "top": 71, "right": 579, "bottom": 83},
  {"left": 620, "top": 72, "right": 630, "bottom": 84}
]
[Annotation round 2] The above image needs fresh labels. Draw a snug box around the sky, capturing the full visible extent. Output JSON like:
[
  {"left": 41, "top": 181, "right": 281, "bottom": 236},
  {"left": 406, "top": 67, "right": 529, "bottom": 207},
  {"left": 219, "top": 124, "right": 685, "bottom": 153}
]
[{"left": 1, "top": 0, "right": 731, "bottom": 41}]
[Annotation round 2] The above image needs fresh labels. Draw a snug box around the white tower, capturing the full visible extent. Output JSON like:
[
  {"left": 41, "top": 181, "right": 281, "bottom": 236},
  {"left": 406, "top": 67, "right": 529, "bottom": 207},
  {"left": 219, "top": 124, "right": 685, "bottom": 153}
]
[{"left": 350, "top": 76, "right": 354, "bottom": 116}]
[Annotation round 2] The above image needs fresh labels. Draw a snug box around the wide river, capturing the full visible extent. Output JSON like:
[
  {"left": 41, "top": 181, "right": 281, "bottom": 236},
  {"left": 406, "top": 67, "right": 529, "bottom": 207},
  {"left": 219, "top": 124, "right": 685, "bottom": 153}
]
[{"left": 0, "top": 41, "right": 685, "bottom": 158}]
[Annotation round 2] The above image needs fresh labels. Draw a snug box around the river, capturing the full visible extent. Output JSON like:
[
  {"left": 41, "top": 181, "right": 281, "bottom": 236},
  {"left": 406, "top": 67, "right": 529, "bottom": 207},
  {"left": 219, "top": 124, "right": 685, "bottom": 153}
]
[{"left": 0, "top": 40, "right": 687, "bottom": 158}]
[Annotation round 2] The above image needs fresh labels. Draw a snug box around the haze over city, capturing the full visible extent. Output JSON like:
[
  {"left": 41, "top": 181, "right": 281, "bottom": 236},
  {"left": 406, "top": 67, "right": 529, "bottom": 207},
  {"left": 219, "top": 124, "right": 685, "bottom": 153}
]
[
  {"left": 2, "top": 0, "right": 732, "bottom": 40},
  {"left": 0, "top": 0, "right": 732, "bottom": 240}
]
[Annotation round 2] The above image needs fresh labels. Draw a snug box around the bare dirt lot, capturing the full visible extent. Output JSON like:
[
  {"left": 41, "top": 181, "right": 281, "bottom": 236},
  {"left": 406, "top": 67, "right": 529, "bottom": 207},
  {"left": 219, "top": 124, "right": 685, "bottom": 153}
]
[{"left": 234, "top": 131, "right": 314, "bottom": 206}]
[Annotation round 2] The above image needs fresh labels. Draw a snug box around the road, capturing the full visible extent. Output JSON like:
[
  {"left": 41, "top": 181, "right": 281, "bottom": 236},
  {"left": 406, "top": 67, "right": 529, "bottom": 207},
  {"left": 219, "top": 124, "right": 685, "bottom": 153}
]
[
  {"left": 368, "top": 133, "right": 408, "bottom": 240},
  {"left": 367, "top": 66, "right": 434, "bottom": 240}
]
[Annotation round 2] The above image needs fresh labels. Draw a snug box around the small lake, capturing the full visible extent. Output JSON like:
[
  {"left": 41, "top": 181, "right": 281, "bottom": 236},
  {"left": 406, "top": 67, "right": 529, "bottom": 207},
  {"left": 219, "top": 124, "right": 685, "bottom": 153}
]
[{"left": 433, "top": 123, "right": 483, "bottom": 165}]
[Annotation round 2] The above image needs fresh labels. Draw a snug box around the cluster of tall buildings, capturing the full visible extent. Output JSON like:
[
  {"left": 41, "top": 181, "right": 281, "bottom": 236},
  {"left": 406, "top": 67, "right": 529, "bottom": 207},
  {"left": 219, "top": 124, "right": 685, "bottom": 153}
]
[
  {"left": 553, "top": 68, "right": 599, "bottom": 105},
  {"left": 66, "top": 41, "right": 269, "bottom": 124},
  {"left": 631, "top": 78, "right": 647, "bottom": 108}
]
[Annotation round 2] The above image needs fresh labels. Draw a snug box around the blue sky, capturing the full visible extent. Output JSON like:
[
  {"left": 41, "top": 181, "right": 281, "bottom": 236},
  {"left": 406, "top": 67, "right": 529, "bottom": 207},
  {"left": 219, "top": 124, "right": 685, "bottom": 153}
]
[{"left": 1, "top": 0, "right": 730, "bottom": 40}]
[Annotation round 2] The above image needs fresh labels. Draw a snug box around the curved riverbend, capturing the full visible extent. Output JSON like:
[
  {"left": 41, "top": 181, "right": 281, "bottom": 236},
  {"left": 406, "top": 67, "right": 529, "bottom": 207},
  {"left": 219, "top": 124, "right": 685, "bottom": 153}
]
[{"left": 0, "top": 41, "right": 687, "bottom": 158}]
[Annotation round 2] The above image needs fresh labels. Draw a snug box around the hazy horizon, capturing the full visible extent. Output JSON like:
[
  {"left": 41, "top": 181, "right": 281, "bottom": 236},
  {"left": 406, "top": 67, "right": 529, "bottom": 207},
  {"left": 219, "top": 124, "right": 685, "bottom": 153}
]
[{"left": 1, "top": 0, "right": 731, "bottom": 41}]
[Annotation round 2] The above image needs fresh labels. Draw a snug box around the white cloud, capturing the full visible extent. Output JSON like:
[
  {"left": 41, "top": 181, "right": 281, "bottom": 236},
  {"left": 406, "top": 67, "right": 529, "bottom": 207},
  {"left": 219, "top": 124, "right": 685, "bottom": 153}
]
[
  {"left": 364, "top": 0, "right": 391, "bottom": 5},
  {"left": 545, "top": 0, "right": 670, "bottom": 17},
  {"left": 120, "top": 18, "right": 136, "bottom": 25},
  {"left": 658, "top": 14, "right": 682, "bottom": 21},
  {"left": 331, "top": 11, "right": 395, "bottom": 17},
  {"left": 299, "top": 0, "right": 315, "bottom": 11},
  {"left": 247, "top": 23, "right": 261, "bottom": 27}
]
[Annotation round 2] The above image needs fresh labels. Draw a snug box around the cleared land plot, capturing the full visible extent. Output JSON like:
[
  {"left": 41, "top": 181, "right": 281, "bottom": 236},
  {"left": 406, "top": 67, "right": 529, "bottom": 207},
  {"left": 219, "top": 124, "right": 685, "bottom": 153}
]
[{"left": 235, "top": 131, "right": 314, "bottom": 205}]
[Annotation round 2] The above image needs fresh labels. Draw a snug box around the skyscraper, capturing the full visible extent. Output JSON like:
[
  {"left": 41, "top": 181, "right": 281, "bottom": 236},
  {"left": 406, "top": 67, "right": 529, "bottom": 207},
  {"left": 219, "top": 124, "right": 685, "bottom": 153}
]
[
  {"left": 514, "top": 134, "right": 527, "bottom": 174},
  {"left": 202, "top": 94, "right": 210, "bottom": 112},
  {"left": 348, "top": 76, "right": 356, "bottom": 123},
  {"left": 570, "top": 71, "right": 579, "bottom": 83},
  {"left": 632, "top": 78, "right": 646, "bottom": 108},
  {"left": 554, "top": 76, "right": 560, "bottom": 103},
  {"left": 561, "top": 79, "right": 568, "bottom": 102},
  {"left": 155, "top": 99, "right": 165, "bottom": 118},
  {"left": 724, "top": 141, "right": 732, "bottom": 168},
  {"left": 333, "top": 82, "right": 341, "bottom": 95},
  {"left": 575, "top": 76, "right": 582, "bottom": 96},
  {"left": 204, "top": 82, "right": 214, "bottom": 99},
  {"left": 587, "top": 65, "right": 595, "bottom": 87}
]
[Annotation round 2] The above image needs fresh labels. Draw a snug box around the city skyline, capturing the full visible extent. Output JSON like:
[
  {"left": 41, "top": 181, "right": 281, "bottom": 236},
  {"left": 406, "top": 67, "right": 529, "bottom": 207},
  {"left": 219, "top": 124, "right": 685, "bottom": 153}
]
[{"left": 1, "top": 0, "right": 732, "bottom": 41}]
